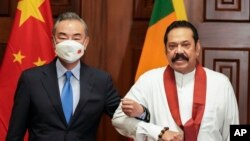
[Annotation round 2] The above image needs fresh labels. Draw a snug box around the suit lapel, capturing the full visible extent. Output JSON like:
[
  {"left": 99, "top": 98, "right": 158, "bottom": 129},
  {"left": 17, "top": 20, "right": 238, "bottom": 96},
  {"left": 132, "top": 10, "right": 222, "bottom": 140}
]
[
  {"left": 70, "top": 63, "right": 93, "bottom": 124},
  {"left": 40, "top": 59, "right": 66, "bottom": 124}
]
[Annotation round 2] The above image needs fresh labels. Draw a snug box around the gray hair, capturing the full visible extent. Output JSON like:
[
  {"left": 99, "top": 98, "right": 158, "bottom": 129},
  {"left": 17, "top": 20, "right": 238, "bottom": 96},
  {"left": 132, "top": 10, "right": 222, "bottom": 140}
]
[{"left": 52, "top": 12, "right": 88, "bottom": 36}]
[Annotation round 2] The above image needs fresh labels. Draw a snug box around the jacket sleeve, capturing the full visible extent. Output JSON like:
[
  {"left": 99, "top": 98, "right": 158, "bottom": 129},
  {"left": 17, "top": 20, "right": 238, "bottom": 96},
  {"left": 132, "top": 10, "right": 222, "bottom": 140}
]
[
  {"left": 104, "top": 74, "right": 121, "bottom": 118},
  {"left": 112, "top": 103, "right": 164, "bottom": 140},
  {"left": 6, "top": 72, "right": 30, "bottom": 141},
  {"left": 222, "top": 79, "right": 239, "bottom": 141},
  {"left": 112, "top": 75, "right": 166, "bottom": 140}
]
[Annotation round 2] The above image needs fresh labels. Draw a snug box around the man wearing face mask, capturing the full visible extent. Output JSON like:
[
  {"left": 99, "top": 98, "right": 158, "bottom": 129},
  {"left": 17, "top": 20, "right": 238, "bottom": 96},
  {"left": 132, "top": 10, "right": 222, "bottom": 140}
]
[
  {"left": 112, "top": 21, "right": 239, "bottom": 141},
  {"left": 6, "top": 12, "right": 120, "bottom": 141}
]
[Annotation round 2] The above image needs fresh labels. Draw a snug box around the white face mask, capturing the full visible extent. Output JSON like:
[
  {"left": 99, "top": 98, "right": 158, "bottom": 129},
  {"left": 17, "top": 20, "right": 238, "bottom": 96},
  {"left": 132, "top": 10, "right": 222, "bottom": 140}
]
[{"left": 55, "top": 40, "right": 86, "bottom": 63}]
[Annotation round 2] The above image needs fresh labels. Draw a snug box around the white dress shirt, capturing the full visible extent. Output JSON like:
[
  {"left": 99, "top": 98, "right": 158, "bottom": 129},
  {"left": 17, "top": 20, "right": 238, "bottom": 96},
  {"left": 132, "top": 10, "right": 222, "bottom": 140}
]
[
  {"left": 175, "top": 70, "right": 195, "bottom": 125},
  {"left": 112, "top": 66, "right": 239, "bottom": 141}
]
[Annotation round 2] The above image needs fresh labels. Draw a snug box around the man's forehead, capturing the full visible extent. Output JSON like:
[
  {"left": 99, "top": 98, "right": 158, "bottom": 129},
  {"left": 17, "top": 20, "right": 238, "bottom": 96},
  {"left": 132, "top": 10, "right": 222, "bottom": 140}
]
[
  {"left": 168, "top": 40, "right": 190, "bottom": 44},
  {"left": 57, "top": 32, "right": 82, "bottom": 36},
  {"left": 56, "top": 22, "right": 84, "bottom": 36}
]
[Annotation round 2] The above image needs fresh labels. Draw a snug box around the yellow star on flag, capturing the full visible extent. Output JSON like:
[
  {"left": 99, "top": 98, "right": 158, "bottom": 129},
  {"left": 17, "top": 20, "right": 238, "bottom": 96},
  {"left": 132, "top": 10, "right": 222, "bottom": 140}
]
[
  {"left": 17, "top": 0, "right": 45, "bottom": 26},
  {"left": 34, "top": 57, "right": 46, "bottom": 66},
  {"left": 13, "top": 50, "right": 26, "bottom": 64}
]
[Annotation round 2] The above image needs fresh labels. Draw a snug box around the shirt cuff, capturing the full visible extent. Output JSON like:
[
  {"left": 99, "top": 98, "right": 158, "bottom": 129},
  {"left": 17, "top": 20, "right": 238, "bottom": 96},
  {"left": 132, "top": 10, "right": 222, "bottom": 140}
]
[{"left": 136, "top": 105, "right": 150, "bottom": 122}]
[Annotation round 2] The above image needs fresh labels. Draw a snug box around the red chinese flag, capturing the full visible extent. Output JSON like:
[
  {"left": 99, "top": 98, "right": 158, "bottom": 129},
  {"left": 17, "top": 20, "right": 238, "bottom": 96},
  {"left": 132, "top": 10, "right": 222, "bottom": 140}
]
[{"left": 0, "top": 0, "right": 54, "bottom": 140}]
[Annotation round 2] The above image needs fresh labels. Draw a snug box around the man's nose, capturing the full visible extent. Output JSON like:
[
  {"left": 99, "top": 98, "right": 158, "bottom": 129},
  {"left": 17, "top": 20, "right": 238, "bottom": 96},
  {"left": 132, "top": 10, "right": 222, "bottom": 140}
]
[{"left": 176, "top": 44, "right": 184, "bottom": 54}]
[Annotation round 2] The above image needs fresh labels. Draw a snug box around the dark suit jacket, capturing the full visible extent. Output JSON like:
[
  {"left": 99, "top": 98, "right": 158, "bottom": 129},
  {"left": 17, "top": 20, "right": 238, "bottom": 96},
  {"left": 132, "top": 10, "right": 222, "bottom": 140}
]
[{"left": 6, "top": 59, "right": 120, "bottom": 141}]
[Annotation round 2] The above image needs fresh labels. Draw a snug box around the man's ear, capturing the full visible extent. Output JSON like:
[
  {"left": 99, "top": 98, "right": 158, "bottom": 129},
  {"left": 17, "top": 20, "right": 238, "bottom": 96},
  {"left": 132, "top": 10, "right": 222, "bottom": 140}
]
[
  {"left": 52, "top": 36, "right": 57, "bottom": 48},
  {"left": 195, "top": 40, "right": 201, "bottom": 57},
  {"left": 83, "top": 36, "right": 90, "bottom": 50}
]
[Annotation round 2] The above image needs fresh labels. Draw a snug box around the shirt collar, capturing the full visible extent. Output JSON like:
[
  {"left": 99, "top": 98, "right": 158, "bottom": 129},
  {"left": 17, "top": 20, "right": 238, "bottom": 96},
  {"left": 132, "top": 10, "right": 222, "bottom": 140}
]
[
  {"left": 56, "top": 59, "right": 81, "bottom": 80},
  {"left": 174, "top": 69, "right": 196, "bottom": 88}
]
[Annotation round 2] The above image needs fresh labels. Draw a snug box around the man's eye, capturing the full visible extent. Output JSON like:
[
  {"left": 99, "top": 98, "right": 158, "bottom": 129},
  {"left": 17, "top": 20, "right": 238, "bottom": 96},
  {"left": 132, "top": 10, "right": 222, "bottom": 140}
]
[
  {"left": 57, "top": 36, "right": 67, "bottom": 40},
  {"left": 181, "top": 43, "right": 190, "bottom": 48},
  {"left": 168, "top": 45, "right": 177, "bottom": 49}
]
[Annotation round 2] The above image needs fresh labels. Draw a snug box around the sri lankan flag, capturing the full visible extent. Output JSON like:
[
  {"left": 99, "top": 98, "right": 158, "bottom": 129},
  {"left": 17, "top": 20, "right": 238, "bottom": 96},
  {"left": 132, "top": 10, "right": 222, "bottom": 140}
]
[
  {"left": 0, "top": 0, "right": 54, "bottom": 140},
  {"left": 135, "top": 0, "right": 187, "bottom": 80}
]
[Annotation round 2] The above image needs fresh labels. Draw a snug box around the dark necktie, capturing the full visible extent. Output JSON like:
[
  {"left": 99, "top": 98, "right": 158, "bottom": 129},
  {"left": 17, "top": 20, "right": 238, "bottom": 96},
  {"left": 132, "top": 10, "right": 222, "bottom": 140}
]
[{"left": 61, "top": 71, "right": 73, "bottom": 124}]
